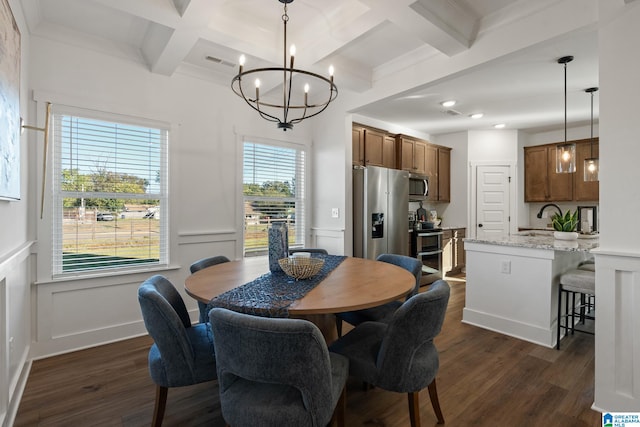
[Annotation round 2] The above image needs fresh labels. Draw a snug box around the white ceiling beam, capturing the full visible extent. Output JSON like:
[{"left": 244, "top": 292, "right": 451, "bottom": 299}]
[
  {"left": 91, "top": 0, "right": 183, "bottom": 28},
  {"left": 361, "top": 0, "right": 475, "bottom": 56},
  {"left": 144, "top": 0, "right": 216, "bottom": 76}
]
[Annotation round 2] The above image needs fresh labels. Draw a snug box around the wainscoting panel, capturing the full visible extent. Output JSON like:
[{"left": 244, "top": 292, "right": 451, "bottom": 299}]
[
  {"left": 0, "top": 242, "right": 33, "bottom": 427},
  {"left": 310, "top": 227, "right": 345, "bottom": 255},
  {"left": 177, "top": 229, "right": 239, "bottom": 263},
  {"left": 1, "top": 277, "right": 6, "bottom": 427},
  {"left": 594, "top": 251, "right": 640, "bottom": 412},
  {"left": 32, "top": 276, "right": 149, "bottom": 358}
]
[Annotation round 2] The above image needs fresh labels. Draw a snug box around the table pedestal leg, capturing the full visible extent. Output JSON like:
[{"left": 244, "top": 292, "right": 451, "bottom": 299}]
[{"left": 292, "top": 314, "right": 338, "bottom": 344}]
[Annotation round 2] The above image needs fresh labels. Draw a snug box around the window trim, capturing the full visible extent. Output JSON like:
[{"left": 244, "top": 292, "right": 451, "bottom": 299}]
[
  {"left": 239, "top": 134, "right": 310, "bottom": 258},
  {"left": 50, "top": 104, "right": 170, "bottom": 277}
]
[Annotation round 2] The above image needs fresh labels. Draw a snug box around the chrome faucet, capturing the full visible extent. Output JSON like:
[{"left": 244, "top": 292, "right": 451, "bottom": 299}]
[{"left": 536, "top": 203, "right": 562, "bottom": 219}]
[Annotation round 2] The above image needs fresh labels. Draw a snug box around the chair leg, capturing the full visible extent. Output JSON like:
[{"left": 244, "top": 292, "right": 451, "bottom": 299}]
[
  {"left": 570, "top": 291, "right": 576, "bottom": 335},
  {"left": 557, "top": 284, "right": 562, "bottom": 350},
  {"left": 152, "top": 385, "right": 168, "bottom": 427},
  {"left": 408, "top": 391, "right": 421, "bottom": 427},
  {"left": 335, "top": 316, "right": 343, "bottom": 338},
  {"left": 331, "top": 386, "right": 347, "bottom": 427},
  {"left": 427, "top": 378, "right": 445, "bottom": 424}
]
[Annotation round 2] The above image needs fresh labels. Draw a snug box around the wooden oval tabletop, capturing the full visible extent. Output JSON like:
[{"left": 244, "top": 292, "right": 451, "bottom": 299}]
[{"left": 184, "top": 256, "right": 415, "bottom": 315}]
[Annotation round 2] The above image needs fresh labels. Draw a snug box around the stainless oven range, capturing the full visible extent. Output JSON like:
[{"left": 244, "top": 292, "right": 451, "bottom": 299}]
[{"left": 411, "top": 228, "right": 443, "bottom": 285}]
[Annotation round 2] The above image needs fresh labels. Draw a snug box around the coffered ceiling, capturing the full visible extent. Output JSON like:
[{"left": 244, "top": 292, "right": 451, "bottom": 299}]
[{"left": 18, "top": 0, "right": 599, "bottom": 135}]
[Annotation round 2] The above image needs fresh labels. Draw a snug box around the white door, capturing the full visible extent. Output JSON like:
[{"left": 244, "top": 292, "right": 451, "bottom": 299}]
[{"left": 476, "top": 165, "right": 510, "bottom": 238}]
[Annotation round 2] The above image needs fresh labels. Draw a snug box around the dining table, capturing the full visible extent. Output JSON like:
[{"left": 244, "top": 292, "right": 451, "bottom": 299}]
[{"left": 184, "top": 255, "right": 415, "bottom": 342}]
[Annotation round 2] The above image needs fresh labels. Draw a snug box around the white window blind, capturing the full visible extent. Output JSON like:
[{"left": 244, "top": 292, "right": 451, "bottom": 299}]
[
  {"left": 51, "top": 106, "right": 168, "bottom": 274},
  {"left": 243, "top": 140, "right": 306, "bottom": 256}
]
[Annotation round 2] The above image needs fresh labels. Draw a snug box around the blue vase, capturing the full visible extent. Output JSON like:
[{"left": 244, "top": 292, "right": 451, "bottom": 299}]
[{"left": 268, "top": 223, "right": 289, "bottom": 272}]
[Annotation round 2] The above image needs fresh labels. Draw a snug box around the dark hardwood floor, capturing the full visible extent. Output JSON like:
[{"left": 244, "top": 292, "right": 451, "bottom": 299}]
[{"left": 15, "top": 275, "right": 600, "bottom": 426}]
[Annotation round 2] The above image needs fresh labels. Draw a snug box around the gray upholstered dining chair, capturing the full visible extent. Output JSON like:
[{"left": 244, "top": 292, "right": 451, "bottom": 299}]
[
  {"left": 329, "top": 279, "right": 450, "bottom": 427},
  {"left": 189, "top": 255, "right": 230, "bottom": 323},
  {"left": 288, "top": 248, "right": 329, "bottom": 255},
  {"left": 335, "top": 253, "right": 422, "bottom": 337},
  {"left": 209, "top": 307, "right": 349, "bottom": 427},
  {"left": 138, "top": 275, "right": 217, "bottom": 427}
]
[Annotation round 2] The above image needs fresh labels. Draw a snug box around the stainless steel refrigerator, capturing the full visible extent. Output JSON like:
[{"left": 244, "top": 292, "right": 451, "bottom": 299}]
[{"left": 353, "top": 165, "right": 410, "bottom": 259}]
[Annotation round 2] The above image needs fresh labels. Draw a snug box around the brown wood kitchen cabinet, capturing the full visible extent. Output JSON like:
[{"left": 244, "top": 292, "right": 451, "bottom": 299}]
[
  {"left": 425, "top": 145, "right": 451, "bottom": 202},
  {"left": 575, "top": 138, "right": 599, "bottom": 201},
  {"left": 524, "top": 139, "right": 599, "bottom": 202},
  {"left": 443, "top": 228, "right": 465, "bottom": 276},
  {"left": 524, "top": 144, "right": 573, "bottom": 202},
  {"left": 397, "top": 135, "right": 426, "bottom": 175},
  {"left": 442, "top": 229, "right": 453, "bottom": 274},
  {"left": 352, "top": 125, "right": 365, "bottom": 166},
  {"left": 352, "top": 124, "right": 396, "bottom": 168},
  {"left": 453, "top": 228, "right": 465, "bottom": 273}
]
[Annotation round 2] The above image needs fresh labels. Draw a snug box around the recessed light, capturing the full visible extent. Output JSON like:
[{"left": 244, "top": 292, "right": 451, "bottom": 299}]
[
  {"left": 494, "top": 123, "right": 506, "bottom": 129},
  {"left": 440, "top": 100, "right": 456, "bottom": 108},
  {"left": 470, "top": 113, "right": 483, "bottom": 119}
]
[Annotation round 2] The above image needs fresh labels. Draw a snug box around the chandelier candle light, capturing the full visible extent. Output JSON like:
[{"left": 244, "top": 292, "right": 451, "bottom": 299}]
[
  {"left": 556, "top": 55, "right": 576, "bottom": 174},
  {"left": 231, "top": 0, "right": 338, "bottom": 131},
  {"left": 584, "top": 87, "right": 599, "bottom": 181}
]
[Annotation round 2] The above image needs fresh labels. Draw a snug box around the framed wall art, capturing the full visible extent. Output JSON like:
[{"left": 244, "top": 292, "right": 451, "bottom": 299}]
[{"left": 0, "top": 0, "right": 21, "bottom": 200}]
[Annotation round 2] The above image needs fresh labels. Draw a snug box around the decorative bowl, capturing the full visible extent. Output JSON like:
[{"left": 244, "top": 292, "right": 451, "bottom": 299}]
[{"left": 278, "top": 257, "right": 324, "bottom": 280}]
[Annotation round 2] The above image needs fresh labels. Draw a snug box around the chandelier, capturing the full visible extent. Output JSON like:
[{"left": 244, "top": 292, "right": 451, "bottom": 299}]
[{"left": 231, "top": 0, "right": 338, "bottom": 131}]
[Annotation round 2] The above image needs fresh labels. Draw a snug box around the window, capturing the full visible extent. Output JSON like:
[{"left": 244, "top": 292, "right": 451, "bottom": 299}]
[
  {"left": 51, "top": 106, "right": 168, "bottom": 274},
  {"left": 243, "top": 140, "right": 306, "bottom": 256}
]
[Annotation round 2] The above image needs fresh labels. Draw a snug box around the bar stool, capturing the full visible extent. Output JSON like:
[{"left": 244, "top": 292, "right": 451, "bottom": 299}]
[{"left": 556, "top": 268, "right": 595, "bottom": 349}]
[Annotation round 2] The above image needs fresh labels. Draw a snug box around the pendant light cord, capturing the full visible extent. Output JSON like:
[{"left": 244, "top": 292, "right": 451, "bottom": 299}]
[
  {"left": 590, "top": 90, "right": 593, "bottom": 157},
  {"left": 564, "top": 60, "right": 567, "bottom": 144}
]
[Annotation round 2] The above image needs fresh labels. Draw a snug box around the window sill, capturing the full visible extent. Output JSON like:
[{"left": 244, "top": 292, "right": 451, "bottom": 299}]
[{"left": 35, "top": 264, "right": 181, "bottom": 285}]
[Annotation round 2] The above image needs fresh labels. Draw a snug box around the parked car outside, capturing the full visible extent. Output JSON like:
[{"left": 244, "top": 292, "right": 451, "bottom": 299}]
[{"left": 96, "top": 212, "right": 114, "bottom": 221}]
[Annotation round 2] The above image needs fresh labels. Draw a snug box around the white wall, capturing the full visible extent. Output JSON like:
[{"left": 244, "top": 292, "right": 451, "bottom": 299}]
[
  {"left": 594, "top": 0, "right": 640, "bottom": 411},
  {"left": 26, "top": 34, "right": 315, "bottom": 358},
  {"left": 431, "top": 131, "right": 468, "bottom": 228},
  {"left": 307, "top": 95, "right": 351, "bottom": 255},
  {"left": 468, "top": 130, "right": 519, "bottom": 163},
  {"left": 1, "top": 2, "right": 33, "bottom": 425}
]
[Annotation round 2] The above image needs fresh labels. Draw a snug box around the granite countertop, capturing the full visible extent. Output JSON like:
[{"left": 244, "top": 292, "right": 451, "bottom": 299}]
[{"left": 464, "top": 231, "right": 599, "bottom": 252}]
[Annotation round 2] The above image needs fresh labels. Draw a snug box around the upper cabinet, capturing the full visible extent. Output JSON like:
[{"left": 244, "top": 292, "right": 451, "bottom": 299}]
[
  {"left": 353, "top": 124, "right": 396, "bottom": 169},
  {"left": 352, "top": 124, "right": 452, "bottom": 203},
  {"left": 397, "top": 135, "right": 427, "bottom": 175},
  {"left": 352, "top": 126, "right": 365, "bottom": 166},
  {"left": 424, "top": 145, "right": 451, "bottom": 202},
  {"left": 524, "top": 145, "right": 573, "bottom": 202},
  {"left": 437, "top": 147, "right": 451, "bottom": 202},
  {"left": 574, "top": 139, "right": 599, "bottom": 201},
  {"left": 524, "top": 139, "right": 599, "bottom": 202}
]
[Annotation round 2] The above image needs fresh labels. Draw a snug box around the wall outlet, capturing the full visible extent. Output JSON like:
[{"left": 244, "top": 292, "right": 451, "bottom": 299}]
[
  {"left": 331, "top": 208, "right": 339, "bottom": 218},
  {"left": 500, "top": 260, "right": 511, "bottom": 274}
]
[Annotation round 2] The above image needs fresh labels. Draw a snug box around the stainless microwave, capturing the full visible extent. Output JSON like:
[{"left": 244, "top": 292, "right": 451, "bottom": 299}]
[{"left": 409, "top": 174, "right": 429, "bottom": 199}]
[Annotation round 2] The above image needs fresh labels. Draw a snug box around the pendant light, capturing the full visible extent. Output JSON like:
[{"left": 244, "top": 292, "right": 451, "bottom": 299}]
[
  {"left": 584, "top": 87, "right": 599, "bottom": 181},
  {"left": 556, "top": 56, "right": 576, "bottom": 173}
]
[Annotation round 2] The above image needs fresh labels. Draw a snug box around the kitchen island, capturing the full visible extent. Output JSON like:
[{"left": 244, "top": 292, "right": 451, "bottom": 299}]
[{"left": 463, "top": 231, "right": 598, "bottom": 348}]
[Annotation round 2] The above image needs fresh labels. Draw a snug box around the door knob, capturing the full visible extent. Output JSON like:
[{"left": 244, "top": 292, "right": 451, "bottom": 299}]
[{"left": 478, "top": 224, "right": 483, "bottom": 228}]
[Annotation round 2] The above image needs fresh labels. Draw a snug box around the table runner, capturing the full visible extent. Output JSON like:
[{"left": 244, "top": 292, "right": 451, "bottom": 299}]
[{"left": 207, "top": 254, "right": 347, "bottom": 317}]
